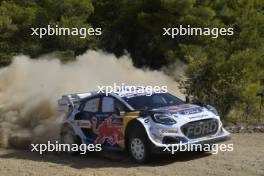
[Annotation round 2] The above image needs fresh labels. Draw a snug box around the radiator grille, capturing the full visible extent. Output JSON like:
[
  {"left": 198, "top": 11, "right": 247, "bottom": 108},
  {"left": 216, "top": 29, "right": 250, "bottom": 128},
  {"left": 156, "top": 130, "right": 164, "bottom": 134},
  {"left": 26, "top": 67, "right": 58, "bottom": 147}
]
[{"left": 181, "top": 118, "right": 219, "bottom": 139}]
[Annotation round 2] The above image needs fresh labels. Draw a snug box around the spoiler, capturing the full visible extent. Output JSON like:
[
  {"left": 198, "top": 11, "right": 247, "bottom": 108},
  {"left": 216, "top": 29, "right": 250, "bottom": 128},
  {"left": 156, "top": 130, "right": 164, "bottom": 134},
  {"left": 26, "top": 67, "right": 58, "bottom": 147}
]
[{"left": 58, "top": 92, "right": 94, "bottom": 113}]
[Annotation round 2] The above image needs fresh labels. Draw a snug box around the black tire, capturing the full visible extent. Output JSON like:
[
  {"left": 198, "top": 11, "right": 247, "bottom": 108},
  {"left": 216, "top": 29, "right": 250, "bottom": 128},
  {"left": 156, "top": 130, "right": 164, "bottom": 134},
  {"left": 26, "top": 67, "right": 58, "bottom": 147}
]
[
  {"left": 60, "top": 125, "right": 82, "bottom": 155},
  {"left": 128, "top": 129, "right": 151, "bottom": 163}
]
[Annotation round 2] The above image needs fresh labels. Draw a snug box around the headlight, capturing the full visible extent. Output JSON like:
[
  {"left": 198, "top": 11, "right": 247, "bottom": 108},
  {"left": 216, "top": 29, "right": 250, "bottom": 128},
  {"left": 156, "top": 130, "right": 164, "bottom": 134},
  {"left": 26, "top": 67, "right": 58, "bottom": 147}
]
[
  {"left": 152, "top": 113, "right": 176, "bottom": 125},
  {"left": 206, "top": 105, "right": 219, "bottom": 116}
]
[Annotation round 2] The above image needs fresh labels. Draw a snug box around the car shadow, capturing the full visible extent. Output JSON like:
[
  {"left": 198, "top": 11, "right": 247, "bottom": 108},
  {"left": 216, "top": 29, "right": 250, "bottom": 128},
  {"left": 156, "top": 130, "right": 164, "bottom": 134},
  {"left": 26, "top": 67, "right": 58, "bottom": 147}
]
[{"left": 0, "top": 149, "right": 211, "bottom": 169}]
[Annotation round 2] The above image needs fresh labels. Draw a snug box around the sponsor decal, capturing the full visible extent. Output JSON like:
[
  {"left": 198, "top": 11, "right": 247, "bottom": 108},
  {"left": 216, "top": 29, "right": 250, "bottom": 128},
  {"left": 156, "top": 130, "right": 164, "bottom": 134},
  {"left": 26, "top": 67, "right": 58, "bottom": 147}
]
[
  {"left": 188, "top": 114, "right": 208, "bottom": 119},
  {"left": 175, "top": 107, "right": 203, "bottom": 115},
  {"left": 91, "top": 115, "right": 124, "bottom": 145},
  {"left": 75, "top": 120, "right": 92, "bottom": 128},
  {"left": 186, "top": 120, "right": 218, "bottom": 137},
  {"left": 165, "top": 105, "right": 203, "bottom": 115}
]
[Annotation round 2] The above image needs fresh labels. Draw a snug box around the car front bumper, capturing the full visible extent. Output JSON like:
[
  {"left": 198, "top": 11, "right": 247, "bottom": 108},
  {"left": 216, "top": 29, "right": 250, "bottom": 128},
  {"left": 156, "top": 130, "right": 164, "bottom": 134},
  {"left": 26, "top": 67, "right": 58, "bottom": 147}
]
[{"left": 150, "top": 128, "right": 231, "bottom": 153}]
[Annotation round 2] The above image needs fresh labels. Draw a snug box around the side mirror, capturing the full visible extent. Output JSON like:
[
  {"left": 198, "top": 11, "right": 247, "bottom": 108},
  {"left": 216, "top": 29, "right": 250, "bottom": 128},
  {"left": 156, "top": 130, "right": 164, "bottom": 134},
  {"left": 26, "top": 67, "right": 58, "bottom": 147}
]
[
  {"left": 75, "top": 112, "right": 82, "bottom": 120},
  {"left": 193, "top": 100, "right": 205, "bottom": 107}
]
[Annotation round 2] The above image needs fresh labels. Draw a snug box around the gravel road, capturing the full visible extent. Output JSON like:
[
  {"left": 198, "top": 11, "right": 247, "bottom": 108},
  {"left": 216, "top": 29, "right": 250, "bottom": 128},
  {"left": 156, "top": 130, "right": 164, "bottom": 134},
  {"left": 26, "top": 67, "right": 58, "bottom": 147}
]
[{"left": 0, "top": 133, "right": 263, "bottom": 176}]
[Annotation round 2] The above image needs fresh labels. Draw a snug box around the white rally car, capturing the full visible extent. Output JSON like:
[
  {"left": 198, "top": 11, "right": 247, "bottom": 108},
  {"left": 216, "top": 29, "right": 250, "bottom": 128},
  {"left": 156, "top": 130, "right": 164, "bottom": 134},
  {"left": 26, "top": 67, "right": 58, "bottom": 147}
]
[{"left": 58, "top": 90, "right": 230, "bottom": 163}]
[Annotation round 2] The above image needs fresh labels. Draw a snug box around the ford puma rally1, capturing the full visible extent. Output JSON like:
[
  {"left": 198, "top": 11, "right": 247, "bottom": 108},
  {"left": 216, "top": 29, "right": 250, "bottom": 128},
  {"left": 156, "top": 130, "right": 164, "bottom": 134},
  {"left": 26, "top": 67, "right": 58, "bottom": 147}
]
[{"left": 58, "top": 90, "right": 230, "bottom": 163}]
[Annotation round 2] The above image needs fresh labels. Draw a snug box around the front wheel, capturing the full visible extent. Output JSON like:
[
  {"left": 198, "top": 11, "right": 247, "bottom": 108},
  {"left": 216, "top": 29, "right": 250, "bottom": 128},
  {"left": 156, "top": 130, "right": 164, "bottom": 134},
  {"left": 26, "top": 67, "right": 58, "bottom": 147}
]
[{"left": 128, "top": 133, "right": 151, "bottom": 163}]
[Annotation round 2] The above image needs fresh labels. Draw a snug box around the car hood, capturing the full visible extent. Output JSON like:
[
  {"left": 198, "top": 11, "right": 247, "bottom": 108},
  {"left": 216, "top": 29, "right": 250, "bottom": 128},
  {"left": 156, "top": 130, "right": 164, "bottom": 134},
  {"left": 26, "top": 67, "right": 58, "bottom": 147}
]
[{"left": 148, "top": 104, "right": 216, "bottom": 121}]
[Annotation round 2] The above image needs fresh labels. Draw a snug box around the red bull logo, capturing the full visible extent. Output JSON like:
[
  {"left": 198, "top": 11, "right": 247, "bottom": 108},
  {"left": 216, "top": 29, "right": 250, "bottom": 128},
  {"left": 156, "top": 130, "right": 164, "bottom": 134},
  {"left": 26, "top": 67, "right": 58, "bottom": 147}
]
[{"left": 91, "top": 116, "right": 124, "bottom": 145}]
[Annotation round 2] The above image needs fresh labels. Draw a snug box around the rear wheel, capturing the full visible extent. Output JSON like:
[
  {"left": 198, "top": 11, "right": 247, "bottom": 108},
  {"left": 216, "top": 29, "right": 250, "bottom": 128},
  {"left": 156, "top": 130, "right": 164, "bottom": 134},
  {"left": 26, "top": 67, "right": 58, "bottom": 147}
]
[{"left": 60, "top": 125, "right": 81, "bottom": 155}]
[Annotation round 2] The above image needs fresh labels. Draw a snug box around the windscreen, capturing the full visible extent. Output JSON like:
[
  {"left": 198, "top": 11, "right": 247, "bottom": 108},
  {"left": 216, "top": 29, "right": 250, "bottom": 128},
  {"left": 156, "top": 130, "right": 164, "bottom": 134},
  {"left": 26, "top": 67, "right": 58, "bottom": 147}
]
[{"left": 123, "top": 93, "right": 184, "bottom": 110}]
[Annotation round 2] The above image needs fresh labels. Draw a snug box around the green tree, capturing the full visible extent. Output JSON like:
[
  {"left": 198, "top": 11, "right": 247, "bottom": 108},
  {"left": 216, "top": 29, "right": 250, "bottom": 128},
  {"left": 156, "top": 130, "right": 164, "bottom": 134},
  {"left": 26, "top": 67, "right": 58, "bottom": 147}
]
[{"left": 0, "top": 0, "right": 94, "bottom": 65}]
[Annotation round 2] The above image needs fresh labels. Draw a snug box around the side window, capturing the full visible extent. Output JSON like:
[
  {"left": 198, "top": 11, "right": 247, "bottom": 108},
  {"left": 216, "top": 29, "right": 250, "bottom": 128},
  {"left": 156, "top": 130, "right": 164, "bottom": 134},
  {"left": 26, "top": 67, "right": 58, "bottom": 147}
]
[
  {"left": 115, "top": 99, "right": 127, "bottom": 111},
  {"left": 83, "top": 98, "right": 100, "bottom": 112},
  {"left": 102, "top": 97, "right": 114, "bottom": 112},
  {"left": 102, "top": 96, "right": 128, "bottom": 113}
]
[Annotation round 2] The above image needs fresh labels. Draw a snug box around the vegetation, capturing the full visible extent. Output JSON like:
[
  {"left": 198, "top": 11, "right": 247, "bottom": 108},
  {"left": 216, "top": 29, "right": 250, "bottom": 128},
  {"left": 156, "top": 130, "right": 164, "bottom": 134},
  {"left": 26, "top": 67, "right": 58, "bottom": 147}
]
[{"left": 0, "top": 0, "right": 263, "bottom": 122}]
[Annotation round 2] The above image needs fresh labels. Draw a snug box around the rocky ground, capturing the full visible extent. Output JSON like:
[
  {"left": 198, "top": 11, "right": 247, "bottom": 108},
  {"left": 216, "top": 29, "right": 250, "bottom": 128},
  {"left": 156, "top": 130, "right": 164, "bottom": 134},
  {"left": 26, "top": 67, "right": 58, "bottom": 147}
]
[
  {"left": 225, "top": 122, "right": 264, "bottom": 133},
  {"left": 0, "top": 133, "right": 263, "bottom": 176}
]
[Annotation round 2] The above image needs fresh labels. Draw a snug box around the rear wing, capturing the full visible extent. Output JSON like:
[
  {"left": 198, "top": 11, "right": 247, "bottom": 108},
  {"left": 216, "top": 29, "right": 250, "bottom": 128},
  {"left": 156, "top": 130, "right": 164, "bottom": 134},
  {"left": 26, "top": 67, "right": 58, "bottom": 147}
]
[{"left": 58, "top": 92, "right": 94, "bottom": 113}]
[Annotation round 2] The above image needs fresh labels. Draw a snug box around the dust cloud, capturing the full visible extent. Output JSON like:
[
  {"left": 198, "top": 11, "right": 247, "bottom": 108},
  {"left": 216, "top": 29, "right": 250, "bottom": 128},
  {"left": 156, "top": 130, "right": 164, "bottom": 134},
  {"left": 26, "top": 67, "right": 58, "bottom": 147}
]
[{"left": 0, "top": 50, "right": 183, "bottom": 148}]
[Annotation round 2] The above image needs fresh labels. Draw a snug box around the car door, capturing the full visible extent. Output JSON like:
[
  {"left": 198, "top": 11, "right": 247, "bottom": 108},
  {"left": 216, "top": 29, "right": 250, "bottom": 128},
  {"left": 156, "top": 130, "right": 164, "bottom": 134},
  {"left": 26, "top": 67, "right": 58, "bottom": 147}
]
[
  {"left": 94, "top": 95, "right": 128, "bottom": 148},
  {"left": 74, "top": 96, "right": 101, "bottom": 142}
]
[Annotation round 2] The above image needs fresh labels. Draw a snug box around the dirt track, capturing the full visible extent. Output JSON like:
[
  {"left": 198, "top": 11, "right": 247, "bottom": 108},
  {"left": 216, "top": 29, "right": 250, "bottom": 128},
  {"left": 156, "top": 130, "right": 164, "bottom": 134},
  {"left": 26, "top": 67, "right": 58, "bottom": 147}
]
[{"left": 0, "top": 133, "right": 263, "bottom": 176}]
